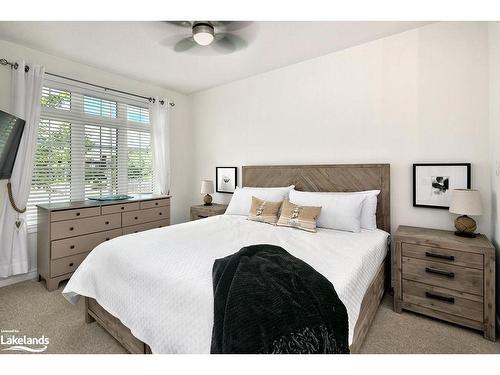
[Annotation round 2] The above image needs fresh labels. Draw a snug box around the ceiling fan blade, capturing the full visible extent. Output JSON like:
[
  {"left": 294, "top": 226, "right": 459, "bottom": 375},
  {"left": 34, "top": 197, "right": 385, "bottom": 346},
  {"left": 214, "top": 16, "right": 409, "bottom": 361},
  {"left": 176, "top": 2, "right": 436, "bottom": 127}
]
[
  {"left": 173, "top": 37, "right": 197, "bottom": 52},
  {"left": 165, "top": 21, "right": 193, "bottom": 28},
  {"left": 212, "top": 21, "right": 253, "bottom": 32},
  {"left": 213, "top": 33, "right": 248, "bottom": 54}
]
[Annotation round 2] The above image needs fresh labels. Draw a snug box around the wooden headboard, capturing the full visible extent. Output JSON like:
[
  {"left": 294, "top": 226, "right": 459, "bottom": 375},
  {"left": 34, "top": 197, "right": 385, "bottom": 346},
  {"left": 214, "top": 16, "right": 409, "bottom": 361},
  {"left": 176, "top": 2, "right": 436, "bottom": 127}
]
[{"left": 242, "top": 164, "right": 391, "bottom": 233}]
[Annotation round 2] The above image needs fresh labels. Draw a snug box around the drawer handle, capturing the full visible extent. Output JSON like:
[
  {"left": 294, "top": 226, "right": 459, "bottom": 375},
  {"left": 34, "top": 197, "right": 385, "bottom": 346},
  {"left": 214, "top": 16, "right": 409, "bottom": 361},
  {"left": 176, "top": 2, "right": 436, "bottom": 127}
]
[
  {"left": 121, "top": 206, "right": 125, "bottom": 210},
  {"left": 425, "top": 267, "right": 455, "bottom": 278},
  {"left": 198, "top": 215, "right": 208, "bottom": 219},
  {"left": 425, "top": 291, "right": 455, "bottom": 304},
  {"left": 105, "top": 221, "right": 109, "bottom": 225},
  {"left": 425, "top": 252, "right": 455, "bottom": 261},
  {"left": 134, "top": 231, "right": 138, "bottom": 233},
  {"left": 69, "top": 227, "right": 74, "bottom": 231},
  {"left": 105, "top": 238, "right": 110, "bottom": 241},
  {"left": 70, "top": 245, "right": 75, "bottom": 249},
  {"left": 69, "top": 262, "right": 74, "bottom": 267},
  {"left": 159, "top": 212, "right": 162, "bottom": 216},
  {"left": 76, "top": 212, "right": 80, "bottom": 216},
  {"left": 134, "top": 216, "right": 138, "bottom": 220}
]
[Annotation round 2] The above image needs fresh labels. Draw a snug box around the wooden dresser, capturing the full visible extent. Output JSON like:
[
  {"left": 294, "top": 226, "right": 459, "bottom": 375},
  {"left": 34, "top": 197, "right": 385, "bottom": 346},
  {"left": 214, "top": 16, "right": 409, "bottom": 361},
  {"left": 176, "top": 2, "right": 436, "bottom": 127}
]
[
  {"left": 394, "top": 225, "right": 496, "bottom": 341},
  {"left": 37, "top": 194, "right": 171, "bottom": 291},
  {"left": 190, "top": 203, "right": 227, "bottom": 221}
]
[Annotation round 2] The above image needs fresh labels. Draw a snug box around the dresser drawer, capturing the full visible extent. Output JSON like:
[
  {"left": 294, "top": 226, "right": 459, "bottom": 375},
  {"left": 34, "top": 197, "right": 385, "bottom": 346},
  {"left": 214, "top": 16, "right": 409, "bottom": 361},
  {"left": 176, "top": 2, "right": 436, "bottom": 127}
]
[
  {"left": 140, "top": 198, "right": 170, "bottom": 210},
  {"left": 51, "top": 228, "right": 122, "bottom": 259},
  {"left": 403, "top": 279, "right": 483, "bottom": 322},
  {"left": 101, "top": 202, "right": 140, "bottom": 215},
  {"left": 122, "top": 219, "right": 170, "bottom": 235},
  {"left": 51, "top": 213, "right": 122, "bottom": 240},
  {"left": 402, "top": 257, "right": 483, "bottom": 296},
  {"left": 122, "top": 207, "right": 170, "bottom": 227},
  {"left": 402, "top": 243, "right": 483, "bottom": 270},
  {"left": 50, "top": 252, "right": 89, "bottom": 278},
  {"left": 51, "top": 207, "right": 101, "bottom": 222}
]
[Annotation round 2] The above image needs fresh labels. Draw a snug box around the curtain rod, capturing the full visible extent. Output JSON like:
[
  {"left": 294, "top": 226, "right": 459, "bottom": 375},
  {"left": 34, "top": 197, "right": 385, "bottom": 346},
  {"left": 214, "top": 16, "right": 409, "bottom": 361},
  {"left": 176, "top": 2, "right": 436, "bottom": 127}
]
[{"left": 0, "top": 58, "right": 175, "bottom": 107}]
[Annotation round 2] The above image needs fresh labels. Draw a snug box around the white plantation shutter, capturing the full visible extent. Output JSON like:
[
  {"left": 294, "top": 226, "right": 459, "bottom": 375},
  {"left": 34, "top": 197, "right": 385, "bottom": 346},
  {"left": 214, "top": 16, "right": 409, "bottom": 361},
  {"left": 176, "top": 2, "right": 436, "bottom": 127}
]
[{"left": 26, "top": 78, "right": 153, "bottom": 229}]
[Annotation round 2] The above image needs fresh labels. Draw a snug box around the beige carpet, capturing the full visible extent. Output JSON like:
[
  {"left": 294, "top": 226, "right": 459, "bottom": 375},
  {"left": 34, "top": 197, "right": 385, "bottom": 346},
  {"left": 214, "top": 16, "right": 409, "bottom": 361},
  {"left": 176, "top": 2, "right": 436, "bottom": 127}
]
[{"left": 0, "top": 279, "right": 499, "bottom": 354}]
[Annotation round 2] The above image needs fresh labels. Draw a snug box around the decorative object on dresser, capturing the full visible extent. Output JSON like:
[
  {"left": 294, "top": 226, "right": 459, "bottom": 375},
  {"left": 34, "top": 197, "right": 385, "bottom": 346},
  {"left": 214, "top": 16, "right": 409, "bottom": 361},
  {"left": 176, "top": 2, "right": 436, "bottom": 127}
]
[
  {"left": 200, "top": 180, "right": 214, "bottom": 206},
  {"left": 394, "top": 225, "right": 496, "bottom": 341},
  {"left": 413, "top": 163, "right": 471, "bottom": 209},
  {"left": 37, "top": 194, "right": 171, "bottom": 291},
  {"left": 449, "top": 189, "right": 482, "bottom": 238},
  {"left": 190, "top": 203, "right": 227, "bottom": 221},
  {"left": 216, "top": 167, "right": 237, "bottom": 193}
]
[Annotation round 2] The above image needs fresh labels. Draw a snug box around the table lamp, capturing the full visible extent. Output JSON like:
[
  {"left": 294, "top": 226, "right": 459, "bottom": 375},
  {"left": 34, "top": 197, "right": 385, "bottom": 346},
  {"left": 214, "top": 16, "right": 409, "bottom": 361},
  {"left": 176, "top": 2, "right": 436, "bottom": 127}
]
[
  {"left": 449, "top": 189, "right": 482, "bottom": 238},
  {"left": 200, "top": 180, "right": 214, "bottom": 206}
]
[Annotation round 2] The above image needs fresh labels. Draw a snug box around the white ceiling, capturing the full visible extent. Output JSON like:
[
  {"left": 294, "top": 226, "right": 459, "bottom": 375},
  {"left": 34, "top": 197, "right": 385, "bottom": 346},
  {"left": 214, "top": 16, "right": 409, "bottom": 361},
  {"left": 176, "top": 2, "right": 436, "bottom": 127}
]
[{"left": 0, "top": 21, "right": 431, "bottom": 94}]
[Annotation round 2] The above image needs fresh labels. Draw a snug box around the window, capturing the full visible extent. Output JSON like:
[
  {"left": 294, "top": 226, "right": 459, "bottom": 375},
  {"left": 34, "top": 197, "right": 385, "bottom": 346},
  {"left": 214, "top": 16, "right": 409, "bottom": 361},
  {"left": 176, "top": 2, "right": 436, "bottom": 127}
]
[{"left": 27, "top": 80, "right": 153, "bottom": 229}]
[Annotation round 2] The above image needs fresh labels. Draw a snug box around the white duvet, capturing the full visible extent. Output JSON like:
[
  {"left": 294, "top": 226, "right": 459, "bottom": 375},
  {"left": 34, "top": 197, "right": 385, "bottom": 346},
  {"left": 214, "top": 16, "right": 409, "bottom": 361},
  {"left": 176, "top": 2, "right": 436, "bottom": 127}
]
[{"left": 63, "top": 215, "right": 389, "bottom": 353}]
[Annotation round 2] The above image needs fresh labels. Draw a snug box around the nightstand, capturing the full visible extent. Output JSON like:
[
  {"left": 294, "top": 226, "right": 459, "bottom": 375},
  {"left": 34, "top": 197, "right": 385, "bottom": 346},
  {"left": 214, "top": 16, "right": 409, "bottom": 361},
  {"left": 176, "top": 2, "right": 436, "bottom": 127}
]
[
  {"left": 394, "top": 225, "right": 496, "bottom": 341},
  {"left": 190, "top": 204, "right": 228, "bottom": 221}
]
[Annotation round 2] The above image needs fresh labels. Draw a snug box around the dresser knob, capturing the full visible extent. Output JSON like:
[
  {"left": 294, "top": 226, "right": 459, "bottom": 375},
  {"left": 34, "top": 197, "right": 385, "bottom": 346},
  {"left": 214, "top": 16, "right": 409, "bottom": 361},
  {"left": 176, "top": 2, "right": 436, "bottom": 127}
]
[
  {"left": 155, "top": 202, "right": 158, "bottom": 206},
  {"left": 69, "top": 227, "right": 74, "bottom": 231},
  {"left": 70, "top": 245, "right": 75, "bottom": 249},
  {"left": 134, "top": 216, "right": 138, "bottom": 220},
  {"left": 105, "top": 221, "right": 109, "bottom": 225},
  {"left": 159, "top": 212, "right": 162, "bottom": 216},
  {"left": 69, "top": 262, "right": 74, "bottom": 267},
  {"left": 121, "top": 206, "right": 125, "bottom": 210},
  {"left": 105, "top": 238, "right": 110, "bottom": 241},
  {"left": 76, "top": 212, "right": 80, "bottom": 216}
]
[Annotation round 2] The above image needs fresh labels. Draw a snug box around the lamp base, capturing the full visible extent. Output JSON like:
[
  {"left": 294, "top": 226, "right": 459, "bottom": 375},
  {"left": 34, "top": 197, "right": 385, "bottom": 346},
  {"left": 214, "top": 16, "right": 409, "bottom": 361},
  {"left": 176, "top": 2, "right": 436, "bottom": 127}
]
[
  {"left": 454, "top": 231, "right": 477, "bottom": 238},
  {"left": 203, "top": 194, "right": 213, "bottom": 206}
]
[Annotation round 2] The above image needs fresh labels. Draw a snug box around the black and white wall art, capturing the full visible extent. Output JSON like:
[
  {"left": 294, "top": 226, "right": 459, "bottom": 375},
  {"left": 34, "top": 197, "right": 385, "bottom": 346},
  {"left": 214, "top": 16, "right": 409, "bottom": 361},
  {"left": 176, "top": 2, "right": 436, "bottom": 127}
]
[
  {"left": 413, "top": 163, "right": 471, "bottom": 209},
  {"left": 216, "top": 167, "right": 237, "bottom": 193}
]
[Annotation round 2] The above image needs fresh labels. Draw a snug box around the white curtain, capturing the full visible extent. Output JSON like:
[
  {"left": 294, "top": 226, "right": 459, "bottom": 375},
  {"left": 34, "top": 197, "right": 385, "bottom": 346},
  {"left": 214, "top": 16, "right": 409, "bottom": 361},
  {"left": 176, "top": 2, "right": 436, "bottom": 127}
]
[
  {"left": 149, "top": 98, "right": 171, "bottom": 195},
  {"left": 0, "top": 61, "right": 44, "bottom": 277}
]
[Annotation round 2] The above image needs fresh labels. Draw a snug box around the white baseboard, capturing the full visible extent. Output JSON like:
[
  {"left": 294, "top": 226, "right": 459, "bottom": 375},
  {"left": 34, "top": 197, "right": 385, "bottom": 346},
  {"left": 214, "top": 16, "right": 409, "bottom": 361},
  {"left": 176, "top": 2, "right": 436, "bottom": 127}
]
[{"left": 0, "top": 270, "right": 38, "bottom": 288}]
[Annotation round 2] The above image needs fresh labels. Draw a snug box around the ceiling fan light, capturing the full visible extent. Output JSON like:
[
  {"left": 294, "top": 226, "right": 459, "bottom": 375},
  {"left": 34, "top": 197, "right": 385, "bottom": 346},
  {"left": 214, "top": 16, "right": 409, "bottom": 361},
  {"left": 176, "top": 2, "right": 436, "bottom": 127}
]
[{"left": 193, "top": 23, "right": 215, "bottom": 46}]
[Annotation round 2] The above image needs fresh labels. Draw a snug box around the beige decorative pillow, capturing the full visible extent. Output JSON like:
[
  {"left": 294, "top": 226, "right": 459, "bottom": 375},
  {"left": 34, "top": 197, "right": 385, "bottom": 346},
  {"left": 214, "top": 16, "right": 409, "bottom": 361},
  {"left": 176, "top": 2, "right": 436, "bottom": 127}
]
[
  {"left": 247, "top": 196, "right": 283, "bottom": 224},
  {"left": 277, "top": 200, "right": 322, "bottom": 232}
]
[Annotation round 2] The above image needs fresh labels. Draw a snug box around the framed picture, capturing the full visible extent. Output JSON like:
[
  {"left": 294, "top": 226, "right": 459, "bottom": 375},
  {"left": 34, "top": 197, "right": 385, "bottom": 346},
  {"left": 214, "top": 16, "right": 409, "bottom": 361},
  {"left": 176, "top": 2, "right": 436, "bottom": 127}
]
[
  {"left": 413, "top": 163, "right": 471, "bottom": 209},
  {"left": 216, "top": 167, "right": 237, "bottom": 194}
]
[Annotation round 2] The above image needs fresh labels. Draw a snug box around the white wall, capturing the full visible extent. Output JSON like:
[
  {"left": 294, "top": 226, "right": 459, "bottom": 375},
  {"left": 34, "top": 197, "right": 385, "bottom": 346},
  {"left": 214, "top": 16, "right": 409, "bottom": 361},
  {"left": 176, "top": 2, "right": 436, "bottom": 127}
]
[
  {"left": 0, "top": 39, "right": 194, "bottom": 286},
  {"left": 190, "top": 22, "right": 491, "bottom": 239},
  {"left": 488, "top": 22, "right": 500, "bottom": 333}
]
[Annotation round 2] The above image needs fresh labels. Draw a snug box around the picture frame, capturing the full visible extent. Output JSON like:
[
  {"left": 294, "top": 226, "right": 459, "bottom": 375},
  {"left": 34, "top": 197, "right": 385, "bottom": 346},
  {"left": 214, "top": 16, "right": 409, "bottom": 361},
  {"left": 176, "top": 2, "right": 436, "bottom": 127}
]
[
  {"left": 413, "top": 163, "right": 471, "bottom": 209},
  {"left": 216, "top": 167, "right": 237, "bottom": 194}
]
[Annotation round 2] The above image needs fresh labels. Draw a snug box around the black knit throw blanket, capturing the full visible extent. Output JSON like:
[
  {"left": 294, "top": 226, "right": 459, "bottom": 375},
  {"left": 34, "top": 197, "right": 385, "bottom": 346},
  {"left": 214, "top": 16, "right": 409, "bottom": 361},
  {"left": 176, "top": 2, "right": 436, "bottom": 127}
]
[{"left": 210, "top": 244, "right": 350, "bottom": 354}]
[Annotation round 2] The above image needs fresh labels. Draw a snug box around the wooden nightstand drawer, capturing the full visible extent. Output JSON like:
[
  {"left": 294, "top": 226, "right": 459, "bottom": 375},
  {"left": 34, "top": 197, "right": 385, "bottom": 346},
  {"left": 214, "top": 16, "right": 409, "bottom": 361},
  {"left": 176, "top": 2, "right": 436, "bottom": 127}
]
[
  {"left": 403, "top": 280, "right": 483, "bottom": 322},
  {"left": 51, "top": 207, "right": 101, "bottom": 222},
  {"left": 122, "top": 207, "right": 170, "bottom": 227},
  {"left": 402, "top": 243, "right": 483, "bottom": 269},
  {"left": 402, "top": 257, "right": 483, "bottom": 296},
  {"left": 190, "top": 204, "right": 227, "bottom": 221}
]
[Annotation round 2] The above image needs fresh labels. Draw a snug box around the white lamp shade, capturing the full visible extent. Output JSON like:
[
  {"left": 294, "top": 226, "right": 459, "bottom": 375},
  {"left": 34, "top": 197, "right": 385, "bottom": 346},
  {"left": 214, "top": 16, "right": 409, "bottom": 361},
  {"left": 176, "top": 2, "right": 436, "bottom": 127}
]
[
  {"left": 449, "top": 189, "right": 482, "bottom": 216},
  {"left": 200, "top": 180, "right": 214, "bottom": 194}
]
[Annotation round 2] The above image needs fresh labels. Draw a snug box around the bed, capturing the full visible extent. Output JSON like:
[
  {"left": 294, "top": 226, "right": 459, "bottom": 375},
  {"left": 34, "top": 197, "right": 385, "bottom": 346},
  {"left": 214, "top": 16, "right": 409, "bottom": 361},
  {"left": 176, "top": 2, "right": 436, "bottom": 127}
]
[{"left": 63, "top": 164, "right": 391, "bottom": 354}]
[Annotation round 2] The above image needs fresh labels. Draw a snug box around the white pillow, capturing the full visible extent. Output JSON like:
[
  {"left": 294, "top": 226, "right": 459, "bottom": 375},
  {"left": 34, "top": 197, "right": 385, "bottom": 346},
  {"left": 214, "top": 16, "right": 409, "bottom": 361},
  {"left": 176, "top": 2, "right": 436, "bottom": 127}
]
[
  {"left": 333, "top": 190, "right": 380, "bottom": 230},
  {"left": 289, "top": 190, "right": 366, "bottom": 233},
  {"left": 225, "top": 186, "right": 294, "bottom": 216}
]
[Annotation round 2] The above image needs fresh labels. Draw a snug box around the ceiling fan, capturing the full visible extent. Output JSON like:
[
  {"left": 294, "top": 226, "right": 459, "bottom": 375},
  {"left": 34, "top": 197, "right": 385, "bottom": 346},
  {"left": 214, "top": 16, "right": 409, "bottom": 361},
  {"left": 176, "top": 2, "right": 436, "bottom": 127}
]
[{"left": 164, "top": 21, "right": 255, "bottom": 55}]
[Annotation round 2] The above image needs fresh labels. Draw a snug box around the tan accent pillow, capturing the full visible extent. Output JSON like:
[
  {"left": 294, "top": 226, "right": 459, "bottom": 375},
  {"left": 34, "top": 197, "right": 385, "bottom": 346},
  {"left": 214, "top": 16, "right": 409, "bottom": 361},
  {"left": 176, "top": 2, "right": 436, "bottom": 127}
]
[
  {"left": 277, "top": 200, "right": 322, "bottom": 233},
  {"left": 247, "top": 196, "right": 283, "bottom": 224}
]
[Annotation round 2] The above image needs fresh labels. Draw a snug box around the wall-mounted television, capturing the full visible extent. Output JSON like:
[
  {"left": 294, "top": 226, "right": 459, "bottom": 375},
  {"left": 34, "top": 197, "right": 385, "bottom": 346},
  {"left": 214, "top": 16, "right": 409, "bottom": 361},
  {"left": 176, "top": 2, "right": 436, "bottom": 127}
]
[{"left": 0, "top": 110, "right": 26, "bottom": 180}]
